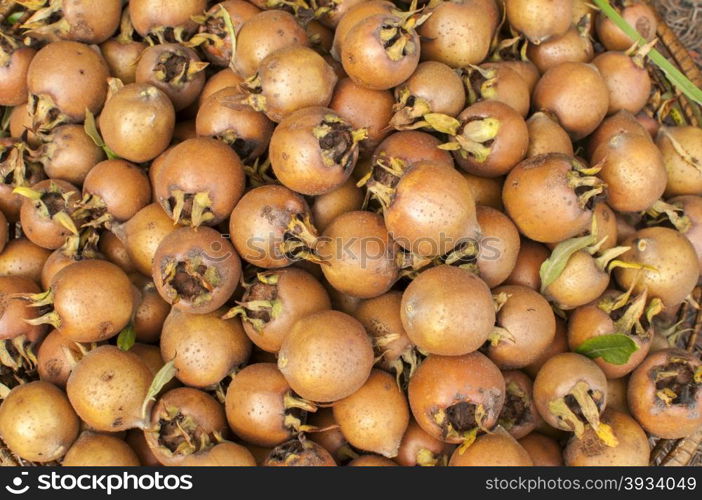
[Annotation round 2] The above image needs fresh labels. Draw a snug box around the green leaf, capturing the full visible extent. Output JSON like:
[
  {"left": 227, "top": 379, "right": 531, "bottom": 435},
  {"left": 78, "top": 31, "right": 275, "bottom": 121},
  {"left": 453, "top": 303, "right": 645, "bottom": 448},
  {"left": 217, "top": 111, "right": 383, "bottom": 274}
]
[
  {"left": 6, "top": 12, "right": 23, "bottom": 24},
  {"left": 575, "top": 334, "right": 639, "bottom": 365},
  {"left": 140, "top": 359, "right": 176, "bottom": 422},
  {"left": 539, "top": 233, "right": 596, "bottom": 293},
  {"left": 83, "top": 108, "right": 119, "bottom": 160},
  {"left": 116, "top": 324, "right": 136, "bottom": 351},
  {"left": 593, "top": 0, "right": 702, "bottom": 106}
]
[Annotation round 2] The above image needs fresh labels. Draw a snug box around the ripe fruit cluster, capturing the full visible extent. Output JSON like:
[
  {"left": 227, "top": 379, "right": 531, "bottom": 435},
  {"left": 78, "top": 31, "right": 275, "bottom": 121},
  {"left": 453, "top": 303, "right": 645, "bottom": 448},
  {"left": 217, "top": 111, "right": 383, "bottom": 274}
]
[{"left": 0, "top": 0, "right": 700, "bottom": 468}]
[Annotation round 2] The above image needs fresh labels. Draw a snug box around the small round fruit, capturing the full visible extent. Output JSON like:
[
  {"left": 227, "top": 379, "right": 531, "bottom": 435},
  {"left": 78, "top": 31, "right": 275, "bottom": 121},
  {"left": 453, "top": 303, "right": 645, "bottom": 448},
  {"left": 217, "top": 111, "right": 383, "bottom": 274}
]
[
  {"left": 66, "top": 345, "right": 152, "bottom": 432},
  {"left": 154, "top": 137, "right": 245, "bottom": 227},
  {"left": 418, "top": 0, "right": 499, "bottom": 67},
  {"left": 533, "top": 62, "right": 609, "bottom": 139},
  {"left": 657, "top": 126, "right": 702, "bottom": 197},
  {"left": 0, "top": 381, "right": 79, "bottom": 462},
  {"left": 269, "top": 107, "right": 363, "bottom": 196},
  {"left": 333, "top": 370, "right": 409, "bottom": 458},
  {"left": 503, "top": 154, "right": 602, "bottom": 243},
  {"left": 408, "top": 352, "right": 505, "bottom": 443},
  {"left": 448, "top": 429, "right": 533, "bottom": 466},
  {"left": 118, "top": 203, "right": 179, "bottom": 276},
  {"left": 228, "top": 184, "right": 318, "bottom": 268},
  {"left": 369, "top": 160, "right": 479, "bottom": 258},
  {"left": 475, "top": 206, "right": 521, "bottom": 288},
  {"left": 318, "top": 211, "right": 398, "bottom": 299},
  {"left": 44, "top": 260, "right": 134, "bottom": 343},
  {"left": 505, "top": 0, "right": 572, "bottom": 44},
  {"left": 401, "top": 265, "right": 495, "bottom": 356},
  {"left": 533, "top": 353, "right": 610, "bottom": 440},
  {"left": 82, "top": 159, "right": 152, "bottom": 223},
  {"left": 160, "top": 308, "right": 251, "bottom": 388},
  {"left": 225, "top": 363, "right": 315, "bottom": 447},
  {"left": 234, "top": 268, "right": 331, "bottom": 353},
  {"left": 27, "top": 41, "right": 109, "bottom": 124},
  {"left": 627, "top": 349, "right": 702, "bottom": 439},
  {"left": 487, "top": 285, "right": 556, "bottom": 369},
  {"left": 0, "top": 276, "right": 46, "bottom": 341},
  {"left": 144, "top": 387, "right": 228, "bottom": 465},
  {"left": 233, "top": 10, "right": 309, "bottom": 78},
  {"left": 591, "top": 132, "right": 666, "bottom": 213},
  {"left": 564, "top": 409, "right": 649, "bottom": 466},
  {"left": 62, "top": 432, "right": 141, "bottom": 466},
  {"left": 152, "top": 226, "right": 240, "bottom": 315},
  {"left": 341, "top": 14, "right": 420, "bottom": 90},
  {"left": 135, "top": 43, "right": 207, "bottom": 111},
  {"left": 593, "top": 51, "right": 651, "bottom": 115},
  {"left": 395, "top": 419, "right": 451, "bottom": 467},
  {"left": 264, "top": 438, "right": 336, "bottom": 466},
  {"left": 518, "top": 433, "right": 563, "bottom": 466},
  {"left": 99, "top": 83, "right": 175, "bottom": 163},
  {"left": 36, "top": 329, "right": 92, "bottom": 387},
  {"left": 526, "top": 112, "right": 574, "bottom": 158},
  {"left": 277, "top": 310, "right": 374, "bottom": 402},
  {"left": 614, "top": 227, "right": 699, "bottom": 308},
  {"left": 243, "top": 45, "right": 337, "bottom": 122}
]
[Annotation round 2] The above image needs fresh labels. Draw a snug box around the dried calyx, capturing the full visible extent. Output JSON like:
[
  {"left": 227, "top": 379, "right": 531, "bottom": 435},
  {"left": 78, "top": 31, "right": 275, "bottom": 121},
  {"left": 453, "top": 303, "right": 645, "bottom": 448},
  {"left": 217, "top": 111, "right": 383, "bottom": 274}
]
[
  {"left": 13, "top": 181, "right": 79, "bottom": 234},
  {"left": 433, "top": 114, "right": 501, "bottom": 164},
  {"left": 358, "top": 155, "right": 406, "bottom": 210},
  {"left": 188, "top": 5, "right": 237, "bottom": 66},
  {"left": 463, "top": 65, "right": 502, "bottom": 105},
  {"left": 312, "top": 114, "right": 367, "bottom": 170},
  {"left": 0, "top": 336, "right": 37, "bottom": 394},
  {"left": 644, "top": 199, "right": 692, "bottom": 234},
  {"left": 153, "top": 50, "right": 208, "bottom": 88},
  {"left": 0, "top": 142, "right": 43, "bottom": 190},
  {"left": 597, "top": 286, "right": 663, "bottom": 341},
  {"left": 433, "top": 401, "right": 488, "bottom": 452},
  {"left": 15, "top": 0, "right": 72, "bottom": 41},
  {"left": 159, "top": 256, "right": 221, "bottom": 307},
  {"left": 28, "top": 92, "right": 70, "bottom": 133},
  {"left": 548, "top": 381, "right": 617, "bottom": 446},
  {"left": 166, "top": 190, "right": 212, "bottom": 227},
  {"left": 155, "top": 407, "right": 223, "bottom": 457},
  {"left": 243, "top": 157, "right": 276, "bottom": 188},
  {"left": 389, "top": 87, "right": 434, "bottom": 130},
  {"left": 484, "top": 292, "right": 516, "bottom": 348},
  {"left": 0, "top": 32, "right": 22, "bottom": 67},
  {"left": 651, "top": 357, "right": 702, "bottom": 408},
  {"left": 223, "top": 272, "right": 283, "bottom": 329},
  {"left": 499, "top": 381, "right": 531, "bottom": 432},
  {"left": 378, "top": 7, "right": 430, "bottom": 62}
]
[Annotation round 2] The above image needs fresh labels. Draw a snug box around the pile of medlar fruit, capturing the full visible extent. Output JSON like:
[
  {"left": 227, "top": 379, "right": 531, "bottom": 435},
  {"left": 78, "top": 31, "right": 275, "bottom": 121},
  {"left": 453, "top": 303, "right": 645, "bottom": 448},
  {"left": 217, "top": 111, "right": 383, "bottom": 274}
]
[{"left": 0, "top": 0, "right": 701, "bottom": 468}]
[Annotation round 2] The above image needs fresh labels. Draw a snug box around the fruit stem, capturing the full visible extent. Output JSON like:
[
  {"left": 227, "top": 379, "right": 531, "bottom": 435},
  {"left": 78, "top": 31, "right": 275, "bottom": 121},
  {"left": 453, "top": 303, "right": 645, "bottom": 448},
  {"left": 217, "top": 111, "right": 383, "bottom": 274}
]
[
  {"left": 646, "top": 199, "right": 691, "bottom": 233},
  {"left": 487, "top": 326, "right": 515, "bottom": 346},
  {"left": 22, "top": 288, "right": 54, "bottom": 308},
  {"left": 283, "top": 391, "right": 318, "bottom": 413},
  {"left": 24, "top": 310, "right": 60, "bottom": 328},
  {"left": 594, "top": 245, "right": 631, "bottom": 272}
]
